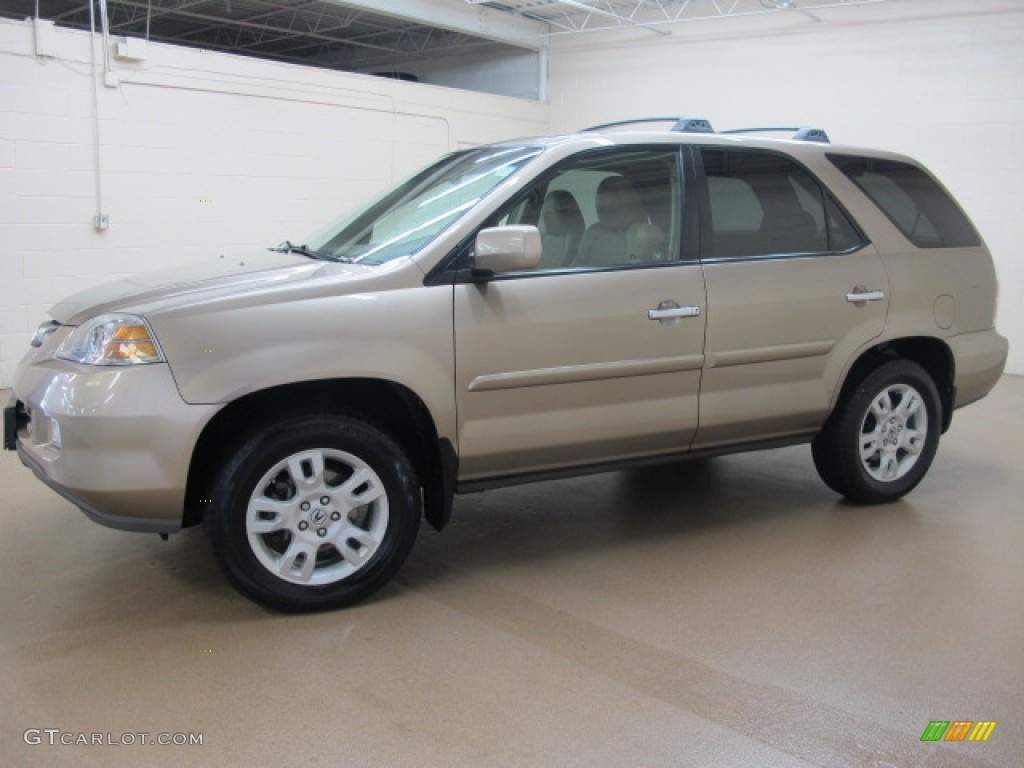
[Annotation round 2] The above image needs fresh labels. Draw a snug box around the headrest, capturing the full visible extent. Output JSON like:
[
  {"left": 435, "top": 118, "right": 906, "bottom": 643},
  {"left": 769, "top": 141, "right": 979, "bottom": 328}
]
[
  {"left": 541, "top": 190, "right": 583, "bottom": 236},
  {"left": 595, "top": 176, "right": 646, "bottom": 232}
]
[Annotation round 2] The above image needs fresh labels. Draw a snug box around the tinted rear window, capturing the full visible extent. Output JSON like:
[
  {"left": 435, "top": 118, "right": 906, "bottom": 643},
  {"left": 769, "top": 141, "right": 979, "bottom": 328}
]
[
  {"left": 701, "top": 149, "right": 864, "bottom": 259},
  {"left": 828, "top": 154, "right": 980, "bottom": 248}
]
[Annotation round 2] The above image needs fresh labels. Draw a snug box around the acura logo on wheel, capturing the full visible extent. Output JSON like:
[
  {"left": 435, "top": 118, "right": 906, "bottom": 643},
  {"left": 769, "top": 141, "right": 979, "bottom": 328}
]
[{"left": 310, "top": 508, "right": 328, "bottom": 525}]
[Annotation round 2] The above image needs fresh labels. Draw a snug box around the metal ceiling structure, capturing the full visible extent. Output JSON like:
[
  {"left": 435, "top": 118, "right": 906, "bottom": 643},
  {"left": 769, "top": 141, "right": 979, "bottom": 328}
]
[
  {"left": 0, "top": 0, "right": 894, "bottom": 75},
  {"left": 0, "top": 0, "right": 539, "bottom": 71},
  {"left": 468, "top": 0, "right": 894, "bottom": 36}
]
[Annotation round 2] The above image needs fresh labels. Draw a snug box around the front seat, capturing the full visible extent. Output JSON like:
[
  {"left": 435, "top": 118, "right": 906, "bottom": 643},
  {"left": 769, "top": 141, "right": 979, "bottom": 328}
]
[
  {"left": 576, "top": 176, "right": 653, "bottom": 267},
  {"left": 539, "top": 190, "right": 584, "bottom": 268}
]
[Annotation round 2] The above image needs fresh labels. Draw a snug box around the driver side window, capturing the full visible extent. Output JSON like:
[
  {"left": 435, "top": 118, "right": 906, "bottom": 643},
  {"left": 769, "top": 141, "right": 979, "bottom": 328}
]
[{"left": 493, "top": 148, "right": 682, "bottom": 271}]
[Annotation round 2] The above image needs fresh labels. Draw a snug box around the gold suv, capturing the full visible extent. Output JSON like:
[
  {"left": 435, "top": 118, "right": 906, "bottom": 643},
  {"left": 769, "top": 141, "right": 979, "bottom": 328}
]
[{"left": 4, "top": 118, "right": 1008, "bottom": 611}]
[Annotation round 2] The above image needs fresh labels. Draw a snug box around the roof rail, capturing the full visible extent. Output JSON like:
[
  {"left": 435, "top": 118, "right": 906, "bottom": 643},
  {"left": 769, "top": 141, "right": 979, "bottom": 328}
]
[
  {"left": 584, "top": 117, "right": 715, "bottom": 134},
  {"left": 581, "top": 119, "right": 828, "bottom": 143},
  {"left": 719, "top": 126, "right": 831, "bottom": 143}
]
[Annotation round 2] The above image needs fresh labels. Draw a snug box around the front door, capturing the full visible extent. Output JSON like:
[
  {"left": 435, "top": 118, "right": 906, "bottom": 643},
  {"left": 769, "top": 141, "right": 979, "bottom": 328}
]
[{"left": 452, "top": 147, "right": 707, "bottom": 482}]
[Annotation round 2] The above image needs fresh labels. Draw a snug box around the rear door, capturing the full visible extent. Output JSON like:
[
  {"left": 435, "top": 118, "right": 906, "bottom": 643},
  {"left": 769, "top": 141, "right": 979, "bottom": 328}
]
[
  {"left": 693, "top": 147, "right": 889, "bottom": 449},
  {"left": 452, "top": 147, "right": 708, "bottom": 482}
]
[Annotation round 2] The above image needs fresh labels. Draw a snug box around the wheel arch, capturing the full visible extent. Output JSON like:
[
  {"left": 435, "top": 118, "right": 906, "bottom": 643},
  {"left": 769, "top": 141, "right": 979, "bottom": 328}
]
[
  {"left": 833, "top": 336, "right": 955, "bottom": 432},
  {"left": 183, "top": 378, "right": 455, "bottom": 532}
]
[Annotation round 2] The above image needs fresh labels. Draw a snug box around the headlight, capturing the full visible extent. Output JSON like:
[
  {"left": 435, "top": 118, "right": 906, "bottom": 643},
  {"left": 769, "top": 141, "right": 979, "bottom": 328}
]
[{"left": 57, "top": 313, "right": 165, "bottom": 366}]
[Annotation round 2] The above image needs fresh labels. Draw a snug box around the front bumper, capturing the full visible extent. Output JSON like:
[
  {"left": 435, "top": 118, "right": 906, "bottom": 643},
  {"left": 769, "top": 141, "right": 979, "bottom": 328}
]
[{"left": 7, "top": 359, "right": 220, "bottom": 533}]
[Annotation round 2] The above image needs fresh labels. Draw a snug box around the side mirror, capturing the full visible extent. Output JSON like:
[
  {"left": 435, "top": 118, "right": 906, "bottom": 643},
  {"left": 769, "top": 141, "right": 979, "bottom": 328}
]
[{"left": 472, "top": 225, "right": 542, "bottom": 278}]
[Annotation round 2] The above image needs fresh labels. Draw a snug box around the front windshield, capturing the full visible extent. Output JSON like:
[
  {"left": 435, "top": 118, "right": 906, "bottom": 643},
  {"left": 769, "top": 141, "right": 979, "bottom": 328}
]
[{"left": 304, "top": 145, "right": 542, "bottom": 265}]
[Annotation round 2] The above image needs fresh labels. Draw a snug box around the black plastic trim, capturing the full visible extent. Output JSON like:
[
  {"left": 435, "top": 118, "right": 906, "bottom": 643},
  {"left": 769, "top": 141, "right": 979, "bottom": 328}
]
[
  {"left": 423, "top": 237, "right": 470, "bottom": 287},
  {"left": 682, "top": 145, "right": 704, "bottom": 262},
  {"left": 943, "top": 387, "right": 958, "bottom": 432},
  {"left": 451, "top": 258, "right": 700, "bottom": 285},
  {"left": 456, "top": 433, "right": 814, "bottom": 494},
  {"left": 4, "top": 395, "right": 25, "bottom": 451},
  {"left": 698, "top": 242, "right": 870, "bottom": 265},
  {"left": 423, "top": 437, "right": 458, "bottom": 531}
]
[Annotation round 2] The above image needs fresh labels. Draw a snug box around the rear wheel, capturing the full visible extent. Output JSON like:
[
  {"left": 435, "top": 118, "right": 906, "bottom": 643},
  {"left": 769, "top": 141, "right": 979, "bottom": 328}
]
[
  {"left": 207, "top": 414, "right": 420, "bottom": 612},
  {"left": 813, "top": 360, "right": 941, "bottom": 504}
]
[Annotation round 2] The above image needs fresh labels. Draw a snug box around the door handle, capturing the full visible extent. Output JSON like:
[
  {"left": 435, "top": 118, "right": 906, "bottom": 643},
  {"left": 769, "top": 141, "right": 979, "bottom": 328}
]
[
  {"left": 846, "top": 286, "right": 885, "bottom": 304},
  {"left": 649, "top": 304, "right": 701, "bottom": 321}
]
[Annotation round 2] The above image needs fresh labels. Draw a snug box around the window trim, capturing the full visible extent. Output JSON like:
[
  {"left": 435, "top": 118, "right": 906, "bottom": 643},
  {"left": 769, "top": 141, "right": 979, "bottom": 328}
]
[
  {"left": 457, "top": 258, "right": 702, "bottom": 285},
  {"left": 693, "top": 145, "right": 869, "bottom": 264}
]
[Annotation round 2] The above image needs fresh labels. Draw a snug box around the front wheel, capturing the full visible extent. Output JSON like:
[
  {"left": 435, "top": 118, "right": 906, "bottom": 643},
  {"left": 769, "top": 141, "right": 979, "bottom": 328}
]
[
  {"left": 812, "top": 360, "right": 942, "bottom": 504},
  {"left": 207, "top": 415, "right": 420, "bottom": 612}
]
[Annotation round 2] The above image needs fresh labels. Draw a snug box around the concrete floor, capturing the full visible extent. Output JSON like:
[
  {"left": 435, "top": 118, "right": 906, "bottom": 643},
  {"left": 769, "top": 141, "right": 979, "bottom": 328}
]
[{"left": 1, "top": 377, "right": 1021, "bottom": 768}]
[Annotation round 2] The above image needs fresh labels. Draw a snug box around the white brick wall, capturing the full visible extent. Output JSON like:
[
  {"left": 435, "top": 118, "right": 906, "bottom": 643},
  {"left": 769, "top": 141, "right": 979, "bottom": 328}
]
[
  {"left": 547, "top": 0, "right": 1024, "bottom": 374},
  {"left": 0, "top": 18, "right": 550, "bottom": 387}
]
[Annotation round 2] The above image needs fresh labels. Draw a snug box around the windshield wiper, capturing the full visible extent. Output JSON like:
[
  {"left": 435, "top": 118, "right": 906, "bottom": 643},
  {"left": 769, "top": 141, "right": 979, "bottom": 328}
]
[{"left": 270, "top": 241, "right": 351, "bottom": 263}]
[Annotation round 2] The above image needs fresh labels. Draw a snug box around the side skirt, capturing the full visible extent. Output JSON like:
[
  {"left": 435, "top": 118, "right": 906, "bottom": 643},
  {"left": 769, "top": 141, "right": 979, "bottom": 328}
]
[{"left": 456, "top": 433, "right": 816, "bottom": 494}]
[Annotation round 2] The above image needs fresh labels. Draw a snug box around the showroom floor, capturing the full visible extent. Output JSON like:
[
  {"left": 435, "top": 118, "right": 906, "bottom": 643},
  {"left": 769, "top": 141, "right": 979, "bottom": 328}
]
[{"left": 1, "top": 377, "right": 1021, "bottom": 768}]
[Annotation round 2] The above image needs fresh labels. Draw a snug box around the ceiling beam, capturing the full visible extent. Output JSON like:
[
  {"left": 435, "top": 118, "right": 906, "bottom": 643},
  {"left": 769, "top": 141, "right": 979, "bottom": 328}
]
[
  {"left": 109, "top": 0, "right": 399, "bottom": 53},
  {"left": 326, "top": 0, "right": 549, "bottom": 50}
]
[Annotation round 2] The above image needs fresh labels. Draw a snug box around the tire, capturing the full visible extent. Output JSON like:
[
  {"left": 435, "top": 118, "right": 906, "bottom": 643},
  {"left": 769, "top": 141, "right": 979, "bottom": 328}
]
[
  {"left": 812, "top": 359, "right": 942, "bottom": 504},
  {"left": 206, "top": 414, "right": 420, "bottom": 612}
]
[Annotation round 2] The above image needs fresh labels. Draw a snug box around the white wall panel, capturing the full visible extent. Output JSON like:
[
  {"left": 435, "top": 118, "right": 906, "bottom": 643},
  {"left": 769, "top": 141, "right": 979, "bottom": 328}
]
[
  {"left": 386, "top": 46, "right": 544, "bottom": 101},
  {"left": 548, "top": 0, "right": 1024, "bottom": 374},
  {"left": 0, "top": 18, "right": 549, "bottom": 387}
]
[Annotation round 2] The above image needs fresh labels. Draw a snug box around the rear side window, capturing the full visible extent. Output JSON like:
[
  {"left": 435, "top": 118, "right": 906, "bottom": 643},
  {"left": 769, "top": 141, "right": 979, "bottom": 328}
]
[
  {"left": 828, "top": 154, "right": 980, "bottom": 248},
  {"left": 700, "top": 149, "right": 863, "bottom": 260}
]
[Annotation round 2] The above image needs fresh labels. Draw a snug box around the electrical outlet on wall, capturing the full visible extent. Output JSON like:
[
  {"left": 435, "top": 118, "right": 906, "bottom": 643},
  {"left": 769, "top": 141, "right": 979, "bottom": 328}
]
[{"left": 93, "top": 214, "right": 110, "bottom": 231}]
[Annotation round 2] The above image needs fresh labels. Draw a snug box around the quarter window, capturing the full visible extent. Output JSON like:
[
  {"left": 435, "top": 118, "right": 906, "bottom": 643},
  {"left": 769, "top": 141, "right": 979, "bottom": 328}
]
[
  {"left": 828, "top": 154, "right": 980, "bottom": 248},
  {"left": 700, "top": 149, "right": 863, "bottom": 259}
]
